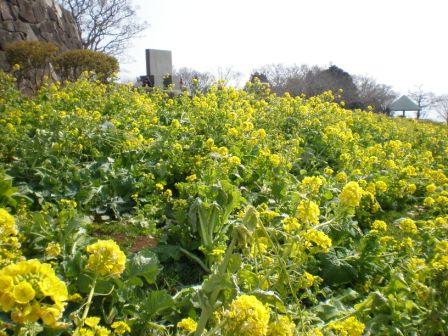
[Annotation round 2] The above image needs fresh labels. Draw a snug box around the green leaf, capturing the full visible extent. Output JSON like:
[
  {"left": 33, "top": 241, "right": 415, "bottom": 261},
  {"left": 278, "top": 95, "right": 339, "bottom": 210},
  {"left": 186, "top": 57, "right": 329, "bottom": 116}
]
[
  {"left": 242, "top": 206, "right": 259, "bottom": 235},
  {"left": 251, "top": 289, "right": 286, "bottom": 313},
  {"left": 126, "top": 249, "right": 161, "bottom": 285},
  {"left": 320, "top": 253, "right": 357, "bottom": 285},
  {"left": 142, "top": 290, "right": 175, "bottom": 318},
  {"left": 202, "top": 273, "right": 233, "bottom": 294}
]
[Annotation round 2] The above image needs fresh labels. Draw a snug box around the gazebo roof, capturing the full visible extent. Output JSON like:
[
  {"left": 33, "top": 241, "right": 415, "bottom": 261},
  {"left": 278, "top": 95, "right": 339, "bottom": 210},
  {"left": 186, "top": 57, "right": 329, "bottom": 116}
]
[{"left": 389, "top": 95, "right": 419, "bottom": 111}]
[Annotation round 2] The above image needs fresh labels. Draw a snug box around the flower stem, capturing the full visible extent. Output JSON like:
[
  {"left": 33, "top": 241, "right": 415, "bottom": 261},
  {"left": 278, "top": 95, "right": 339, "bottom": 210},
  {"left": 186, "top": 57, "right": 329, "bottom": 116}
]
[
  {"left": 194, "top": 232, "right": 237, "bottom": 336},
  {"left": 75, "top": 274, "right": 98, "bottom": 332}
]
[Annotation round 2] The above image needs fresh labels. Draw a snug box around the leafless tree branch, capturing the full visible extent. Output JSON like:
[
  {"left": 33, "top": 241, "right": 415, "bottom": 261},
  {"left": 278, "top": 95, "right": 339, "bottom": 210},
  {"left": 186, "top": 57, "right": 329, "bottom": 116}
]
[{"left": 59, "top": 0, "right": 148, "bottom": 56}]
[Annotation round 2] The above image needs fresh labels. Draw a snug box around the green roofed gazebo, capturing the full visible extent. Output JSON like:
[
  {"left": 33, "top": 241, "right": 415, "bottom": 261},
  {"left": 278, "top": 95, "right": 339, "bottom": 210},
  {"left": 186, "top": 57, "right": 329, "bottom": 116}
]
[{"left": 389, "top": 95, "right": 420, "bottom": 117}]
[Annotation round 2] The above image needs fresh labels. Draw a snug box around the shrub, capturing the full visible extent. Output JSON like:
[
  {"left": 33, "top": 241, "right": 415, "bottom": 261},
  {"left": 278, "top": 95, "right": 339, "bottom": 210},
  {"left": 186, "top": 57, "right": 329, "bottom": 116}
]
[
  {"left": 53, "top": 49, "right": 119, "bottom": 82},
  {"left": 4, "top": 41, "right": 59, "bottom": 92}
]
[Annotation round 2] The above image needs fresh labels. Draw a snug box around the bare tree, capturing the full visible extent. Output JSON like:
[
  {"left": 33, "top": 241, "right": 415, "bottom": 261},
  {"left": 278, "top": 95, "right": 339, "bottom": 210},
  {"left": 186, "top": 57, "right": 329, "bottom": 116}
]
[
  {"left": 174, "top": 67, "right": 216, "bottom": 93},
  {"left": 355, "top": 76, "right": 397, "bottom": 114},
  {"left": 253, "top": 63, "right": 306, "bottom": 94},
  {"left": 59, "top": 0, "right": 147, "bottom": 56},
  {"left": 435, "top": 95, "right": 448, "bottom": 124},
  {"left": 254, "top": 63, "right": 400, "bottom": 114},
  {"left": 216, "top": 67, "right": 243, "bottom": 87},
  {"left": 408, "top": 85, "right": 438, "bottom": 120}
]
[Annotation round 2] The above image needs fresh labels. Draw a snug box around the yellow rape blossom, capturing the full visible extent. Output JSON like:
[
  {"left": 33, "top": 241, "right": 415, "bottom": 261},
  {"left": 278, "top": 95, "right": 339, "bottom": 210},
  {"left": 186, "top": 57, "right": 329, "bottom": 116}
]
[
  {"left": 324, "top": 167, "right": 334, "bottom": 175},
  {"left": 111, "top": 321, "right": 131, "bottom": 335},
  {"left": 223, "top": 295, "right": 270, "bottom": 336},
  {"left": 177, "top": 317, "right": 198, "bottom": 334},
  {"left": 86, "top": 240, "right": 126, "bottom": 278},
  {"left": 303, "top": 229, "right": 332, "bottom": 253},
  {"left": 426, "top": 183, "right": 437, "bottom": 193},
  {"left": 301, "top": 176, "right": 324, "bottom": 194},
  {"left": 228, "top": 156, "right": 241, "bottom": 165},
  {"left": 296, "top": 200, "right": 320, "bottom": 225},
  {"left": 267, "top": 316, "right": 295, "bottom": 336},
  {"left": 0, "top": 208, "right": 21, "bottom": 266},
  {"left": 85, "top": 316, "right": 101, "bottom": 328},
  {"left": 306, "top": 328, "right": 323, "bottom": 336},
  {"left": 431, "top": 241, "right": 448, "bottom": 270},
  {"left": 335, "top": 172, "right": 347, "bottom": 182},
  {"left": 339, "top": 181, "right": 364, "bottom": 208},
  {"left": 0, "top": 259, "right": 68, "bottom": 327},
  {"left": 45, "top": 242, "right": 61, "bottom": 259},
  {"left": 423, "top": 197, "right": 435, "bottom": 207},
  {"left": 372, "top": 220, "right": 387, "bottom": 232},
  {"left": 299, "top": 272, "right": 322, "bottom": 288},
  {"left": 282, "top": 217, "right": 300, "bottom": 232},
  {"left": 186, "top": 174, "right": 197, "bottom": 182},
  {"left": 0, "top": 209, "right": 17, "bottom": 236},
  {"left": 375, "top": 181, "right": 388, "bottom": 193},
  {"left": 327, "top": 316, "right": 365, "bottom": 336},
  {"left": 256, "top": 128, "right": 267, "bottom": 139},
  {"left": 407, "top": 183, "right": 417, "bottom": 195},
  {"left": 399, "top": 218, "right": 418, "bottom": 234},
  {"left": 269, "top": 154, "right": 281, "bottom": 167}
]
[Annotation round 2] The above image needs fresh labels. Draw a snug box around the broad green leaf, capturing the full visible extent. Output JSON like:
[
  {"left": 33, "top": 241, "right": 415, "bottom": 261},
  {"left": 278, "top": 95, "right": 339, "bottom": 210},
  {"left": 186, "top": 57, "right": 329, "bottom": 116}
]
[{"left": 126, "top": 249, "right": 161, "bottom": 285}]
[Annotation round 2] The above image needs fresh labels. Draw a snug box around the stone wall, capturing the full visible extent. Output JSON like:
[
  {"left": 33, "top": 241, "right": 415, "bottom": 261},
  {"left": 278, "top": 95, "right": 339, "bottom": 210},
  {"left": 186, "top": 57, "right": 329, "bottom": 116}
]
[{"left": 0, "top": 0, "right": 82, "bottom": 70}]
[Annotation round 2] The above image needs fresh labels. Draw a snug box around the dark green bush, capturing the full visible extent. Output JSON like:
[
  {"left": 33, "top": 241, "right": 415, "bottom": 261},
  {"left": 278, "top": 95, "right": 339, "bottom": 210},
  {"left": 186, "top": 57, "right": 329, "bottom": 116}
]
[
  {"left": 5, "top": 40, "right": 59, "bottom": 92},
  {"left": 5, "top": 40, "right": 59, "bottom": 70},
  {"left": 53, "top": 49, "right": 119, "bottom": 82}
]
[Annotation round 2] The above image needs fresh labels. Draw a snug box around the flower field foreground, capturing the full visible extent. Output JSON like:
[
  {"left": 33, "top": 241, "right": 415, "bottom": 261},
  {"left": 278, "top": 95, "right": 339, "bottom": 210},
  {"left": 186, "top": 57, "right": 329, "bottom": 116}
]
[{"left": 0, "top": 71, "right": 447, "bottom": 335}]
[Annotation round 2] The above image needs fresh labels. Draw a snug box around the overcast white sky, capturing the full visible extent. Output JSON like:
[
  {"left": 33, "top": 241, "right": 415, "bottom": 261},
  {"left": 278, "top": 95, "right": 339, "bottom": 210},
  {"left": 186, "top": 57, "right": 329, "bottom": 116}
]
[{"left": 120, "top": 0, "right": 447, "bottom": 97}]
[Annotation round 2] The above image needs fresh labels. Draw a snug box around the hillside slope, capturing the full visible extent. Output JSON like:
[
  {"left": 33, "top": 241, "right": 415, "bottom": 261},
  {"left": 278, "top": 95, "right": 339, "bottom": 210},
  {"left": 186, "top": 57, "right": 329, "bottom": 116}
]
[{"left": 0, "top": 73, "right": 447, "bottom": 335}]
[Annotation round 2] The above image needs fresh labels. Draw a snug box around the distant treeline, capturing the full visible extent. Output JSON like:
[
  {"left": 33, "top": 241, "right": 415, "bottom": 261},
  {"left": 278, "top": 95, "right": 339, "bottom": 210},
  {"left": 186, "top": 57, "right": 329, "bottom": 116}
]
[{"left": 175, "top": 64, "right": 397, "bottom": 114}]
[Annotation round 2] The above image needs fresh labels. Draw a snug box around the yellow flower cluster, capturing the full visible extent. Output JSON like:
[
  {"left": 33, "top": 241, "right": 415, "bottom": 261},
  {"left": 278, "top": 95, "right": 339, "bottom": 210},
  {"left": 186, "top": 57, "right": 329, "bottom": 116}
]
[
  {"left": 299, "top": 271, "right": 322, "bottom": 288},
  {"left": 324, "top": 167, "right": 334, "bottom": 175},
  {"left": 375, "top": 181, "right": 388, "bottom": 193},
  {"left": 339, "top": 181, "right": 364, "bottom": 208},
  {"left": 423, "top": 197, "right": 435, "bottom": 207},
  {"left": 269, "top": 154, "right": 281, "bottom": 167},
  {"left": 76, "top": 316, "right": 112, "bottom": 336},
  {"left": 296, "top": 200, "right": 320, "bottom": 225},
  {"left": 426, "top": 183, "right": 437, "bottom": 194},
  {"left": 406, "top": 183, "right": 417, "bottom": 195},
  {"left": 0, "top": 259, "right": 68, "bottom": 327},
  {"left": 261, "top": 209, "right": 280, "bottom": 222},
  {"left": 327, "top": 316, "right": 365, "bottom": 336},
  {"left": 282, "top": 216, "right": 300, "bottom": 232},
  {"left": 371, "top": 220, "right": 387, "bottom": 233},
  {"left": 0, "top": 208, "right": 21, "bottom": 266},
  {"left": 267, "top": 316, "right": 295, "bottom": 336},
  {"left": 301, "top": 176, "right": 324, "bottom": 194},
  {"left": 436, "top": 195, "right": 448, "bottom": 208},
  {"left": 431, "top": 241, "right": 448, "bottom": 271},
  {"left": 228, "top": 155, "right": 241, "bottom": 165},
  {"left": 336, "top": 172, "right": 347, "bottom": 182},
  {"left": 399, "top": 218, "right": 418, "bottom": 234},
  {"left": 86, "top": 240, "right": 126, "bottom": 277},
  {"left": 0, "top": 209, "right": 17, "bottom": 235},
  {"left": 223, "top": 294, "right": 270, "bottom": 336},
  {"left": 303, "top": 229, "right": 332, "bottom": 253},
  {"left": 306, "top": 328, "right": 324, "bottom": 336},
  {"left": 111, "top": 321, "right": 131, "bottom": 335},
  {"left": 177, "top": 317, "right": 197, "bottom": 334},
  {"left": 45, "top": 242, "right": 62, "bottom": 259}
]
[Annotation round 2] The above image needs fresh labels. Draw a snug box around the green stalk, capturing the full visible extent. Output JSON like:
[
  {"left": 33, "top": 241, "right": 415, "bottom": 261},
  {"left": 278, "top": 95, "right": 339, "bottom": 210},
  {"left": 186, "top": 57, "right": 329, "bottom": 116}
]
[
  {"left": 74, "top": 274, "right": 98, "bottom": 332},
  {"left": 179, "top": 247, "right": 211, "bottom": 273},
  {"left": 194, "top": 232, "right": 237, "bottom": 336}
]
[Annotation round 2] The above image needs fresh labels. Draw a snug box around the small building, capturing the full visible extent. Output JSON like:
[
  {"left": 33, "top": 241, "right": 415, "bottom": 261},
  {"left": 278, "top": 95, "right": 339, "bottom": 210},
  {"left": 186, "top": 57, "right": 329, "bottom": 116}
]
[{"left": 389, "top": 95, "right": 420, "bottom": 118}]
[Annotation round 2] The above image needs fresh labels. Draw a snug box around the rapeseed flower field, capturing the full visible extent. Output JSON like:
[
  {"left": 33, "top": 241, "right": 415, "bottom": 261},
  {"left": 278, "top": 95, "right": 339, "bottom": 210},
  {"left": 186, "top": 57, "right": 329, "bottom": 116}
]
[{"left": 0, "top": 71, "right": 447, "bottom": 335}]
